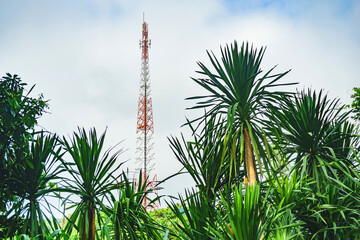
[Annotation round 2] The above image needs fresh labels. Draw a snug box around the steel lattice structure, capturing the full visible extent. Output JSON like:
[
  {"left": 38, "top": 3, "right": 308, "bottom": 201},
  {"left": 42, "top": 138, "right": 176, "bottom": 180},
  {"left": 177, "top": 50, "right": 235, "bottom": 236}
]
[{"left": 136, "top": 15, "right": 159, "bottom": 210}]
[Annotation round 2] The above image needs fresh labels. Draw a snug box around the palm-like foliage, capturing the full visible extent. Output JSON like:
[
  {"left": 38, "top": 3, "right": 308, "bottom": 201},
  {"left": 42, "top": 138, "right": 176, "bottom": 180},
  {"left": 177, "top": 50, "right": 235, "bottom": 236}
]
[
  {"left": 264, "top": 153, "right": 360, "bottom": 239},
  {"left": 168, "top": 190, "right": 217, "bottom": 240},
  {"left": 269, "top": 172, "right": 305, "bottom": 209},
  {"left": 271, "top": 209, "right": 303, "bottom": 240},
  {"left": 187, "top": 41, "right": 294, "bottom": 184},
  {"left": 291, "top": 175, "right": 360, "bottom": 239},
  {"left": 104, "top": 172, "right": 162, "bottom": 240},
  {"left": 169, "top": 117, "right": 243, "bottom": 200},
  {"left": 9, "top": 132, "right": 64, "bottom": 238},
  {"left": 210, "top": 183, "right": 288, "bottom": 240},
  {"left": 60, "top": 128, "right": 124, "bottom": 240},
  {"left": 315, "top": 153, "right": 360, "bottom": 239},
  {"left": 211, "top": 183, "right": 264, "bottom": 240},
  {"left": 168, "top": 117, "right": 237, "bottom": 239},
  {"left": 326, "top": 121, "right": 359, "bottom": 161},
  {"left": 165, "top": 41, "right": 360, "bottom": 239},
  {"left": 270, "top": 89, "right": 352, "bottom": 184}
]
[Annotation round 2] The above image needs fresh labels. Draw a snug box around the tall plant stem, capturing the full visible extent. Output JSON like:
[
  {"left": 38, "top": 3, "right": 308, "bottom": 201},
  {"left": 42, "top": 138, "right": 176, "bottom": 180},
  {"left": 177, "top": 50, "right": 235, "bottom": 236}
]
[
  {"left": 115, "top": 224, "right": 120, "bottom": 240},
  {"left": 81, "top": 204, "right": 96, "bottom": 240},
  {"left": 244, "top": 127, "right": 257, "bottom": 184},
  {"left": 81, "top": 218, "right": 86, "bottom": 240},
  {"left": 89, "top": 204, "right": 96, "bottom": 240}
]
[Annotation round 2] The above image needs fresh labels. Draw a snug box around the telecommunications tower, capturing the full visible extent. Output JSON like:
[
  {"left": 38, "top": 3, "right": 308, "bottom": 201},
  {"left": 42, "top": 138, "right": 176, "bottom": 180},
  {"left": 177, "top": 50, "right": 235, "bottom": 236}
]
[{"left": 136, "top": 14, "right": 158, "bottom": 210}]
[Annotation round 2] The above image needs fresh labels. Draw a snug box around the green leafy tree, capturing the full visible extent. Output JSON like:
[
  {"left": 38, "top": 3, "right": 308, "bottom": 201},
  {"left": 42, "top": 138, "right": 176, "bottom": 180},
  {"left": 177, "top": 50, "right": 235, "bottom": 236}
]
[
  {"left": 270, "top": 89, "right": 352, "bottom": 186},
  {"left": 210, "top": 183, "right": 285, "bottom": 240},
  {"left": 105, "top": 172, "right": 162, "bottom": 240},
  {"left": 167, "top": 41, "right": 296, "bottom": 240},
  {"left": 0, "top": 73, "right": 47, "bottom": 162},
  {"left": 9, "top": 133, "right": 64, "bottom": 238},
  {"left": 268, "top": 89, "right": 360, "bottom": 238},
  {"left": 0, "top": 73, "right": 48, "bottom": 238},
  {"left": 168, "top": 41, "right": 360, "bottom": 240},
  {"left": 187, "top": 41, "right": 294, "bottom": 185},
  {"left": 168, "top": 190, "right": 218, "bottom": 240},
  {"left": 290, "top": 172, "right": 360, "bottom": 239},
  {"left": 60, "top": 128, "right": 124, "bottom": 240},
  {"left": 169, "top": 117, "right": 240, "bottom": 201},
  {"left": 168, "top": 116, "right": 244, "bottom": 239}
]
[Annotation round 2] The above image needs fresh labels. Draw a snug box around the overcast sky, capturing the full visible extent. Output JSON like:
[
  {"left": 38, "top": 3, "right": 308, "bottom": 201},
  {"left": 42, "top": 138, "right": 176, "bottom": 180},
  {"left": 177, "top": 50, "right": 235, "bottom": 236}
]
[{"left": 1, "top": 0, "right": 359, "bottom": 207}]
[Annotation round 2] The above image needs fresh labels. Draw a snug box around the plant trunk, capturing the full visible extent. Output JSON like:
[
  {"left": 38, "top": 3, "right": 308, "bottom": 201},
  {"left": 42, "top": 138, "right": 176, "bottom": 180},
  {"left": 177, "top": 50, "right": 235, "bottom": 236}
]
[
  {"left": 244, "top": 127, "right": 257, "bottom": 185},
  {"left": 89, "top": 204, "right": 96, "bottom": 240},
  {"left": 81, "top": 204, "right": 96, "bottom": 240},
  {"left": 81, "top": 216, "right": 87, "bottom": 240},
  {"left": 244, "top": 128, "right": 263, "bottom": 239},
  {"left": 115, "top": 221, "right": 120, "bottom": 240}
]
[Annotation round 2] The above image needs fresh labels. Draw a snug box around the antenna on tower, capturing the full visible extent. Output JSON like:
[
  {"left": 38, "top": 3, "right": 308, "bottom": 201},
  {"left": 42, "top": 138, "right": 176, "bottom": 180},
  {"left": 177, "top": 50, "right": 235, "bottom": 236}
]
[{"left": 135, "top": 14, "right": 159, "bottom": 211}]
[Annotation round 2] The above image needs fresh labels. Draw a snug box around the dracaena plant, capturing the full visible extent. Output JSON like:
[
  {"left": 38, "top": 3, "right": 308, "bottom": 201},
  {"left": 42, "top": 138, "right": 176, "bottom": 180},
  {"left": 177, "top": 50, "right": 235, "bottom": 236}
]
[
  {"left": 169, "top": 116, "right": 244, "bottom": 201},
  {"left": 269, "top": 89, "right": 353, "bottom": 186},
  {"left": 9, "top": 132, "right": 64, "bottom": 238},
  {"left": 60, "top": 128, "right": 124, "bottom": 240},
  {"left": 167, "top": 189, "right": 218, "bottom": 240},
  {"left": 210, "top": 182, "right": 288, "bottom": 240},
  {"left": 187, "top": 41, "right": 295, "bottom": 185},
  {"left": 102, "top": 171, "right": 162, "bottom": 240}
]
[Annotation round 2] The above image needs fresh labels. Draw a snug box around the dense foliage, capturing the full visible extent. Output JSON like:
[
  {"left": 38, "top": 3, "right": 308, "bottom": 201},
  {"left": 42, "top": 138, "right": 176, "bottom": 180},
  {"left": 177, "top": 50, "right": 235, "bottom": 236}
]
[
  {"left": 0, "top": 73, "right": 48, "bottom": 238},
  {"left": 1, "top": 41, "right": 359, "bottom": 239},
  {"left": 168, "top": 41, "right": 360, "bottom": 239}
]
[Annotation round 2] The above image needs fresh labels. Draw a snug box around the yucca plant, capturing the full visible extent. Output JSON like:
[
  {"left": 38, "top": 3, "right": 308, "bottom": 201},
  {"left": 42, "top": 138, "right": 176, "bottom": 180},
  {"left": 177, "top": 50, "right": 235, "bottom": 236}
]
[
  {"left": 271, "top": 209, "right": 304, "bottom": 240},
  {"left": 187, "top": 40, "right": 294, "bottom": 184},
  {"left": 270, "top": 89, "right": 352, "bottom": 186},
  {"left": 210, "top": 183, "right": 286, "bottom": 240},
  {"left": 269, "top": 172, "right": 311, "bottom": 210},
  {"left": 167, "top": 189, "right": 218, "bottom": 240},
  {"left": 169, "top": 116, "right": 242, "bottom": 200},
  {"left": 326, "top": 121, "right": 359, "bottom": 161},
  {"left": 60, "top": 128, "right": 124, "bottom": 240},
  {"left": 8, "top": 132, "right": 64, "bottom": 238},
  {"left": 105, "top": 172, "right": 162, "bottom": 240},
  {"left": 312, "top": 152, "right": 360, "bottom": 239},
  {"left": 290, "top": 176, "right": 360, "bottom": 239},
  {"left": 267, "top": 173, "right": 306, "bottom": 239}
]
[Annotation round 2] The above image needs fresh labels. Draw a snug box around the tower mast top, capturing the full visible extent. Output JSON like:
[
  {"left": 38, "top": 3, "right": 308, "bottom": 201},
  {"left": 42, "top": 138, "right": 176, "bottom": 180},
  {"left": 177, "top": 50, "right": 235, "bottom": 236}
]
[{"left": 140, "top": 13, "right": 150, "bottom": 61}]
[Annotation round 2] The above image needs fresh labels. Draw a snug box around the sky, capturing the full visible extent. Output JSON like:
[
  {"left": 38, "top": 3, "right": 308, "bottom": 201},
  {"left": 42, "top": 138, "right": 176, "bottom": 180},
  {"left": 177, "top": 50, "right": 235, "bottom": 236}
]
[{"left": 0, "top": 0, "right": 359, "bottom": 209}]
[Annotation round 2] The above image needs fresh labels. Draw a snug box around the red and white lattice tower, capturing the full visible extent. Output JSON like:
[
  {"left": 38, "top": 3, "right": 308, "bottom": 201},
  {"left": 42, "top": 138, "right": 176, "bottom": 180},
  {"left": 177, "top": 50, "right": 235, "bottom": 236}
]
[{"left": 136, "top": 14, "right": 159, "bottom": 210}]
